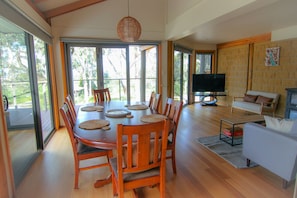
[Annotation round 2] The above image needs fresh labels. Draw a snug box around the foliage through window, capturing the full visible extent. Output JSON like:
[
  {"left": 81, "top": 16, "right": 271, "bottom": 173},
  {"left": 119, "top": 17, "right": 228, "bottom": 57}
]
[{"left": 66, "top": 44, "right": 159, "bottom": 104}]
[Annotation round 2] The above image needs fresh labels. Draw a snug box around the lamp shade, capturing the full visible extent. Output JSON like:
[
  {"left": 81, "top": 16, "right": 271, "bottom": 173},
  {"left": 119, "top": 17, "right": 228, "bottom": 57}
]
[{"left": 117, "top": 16, "right": 141, "bottom": 42}]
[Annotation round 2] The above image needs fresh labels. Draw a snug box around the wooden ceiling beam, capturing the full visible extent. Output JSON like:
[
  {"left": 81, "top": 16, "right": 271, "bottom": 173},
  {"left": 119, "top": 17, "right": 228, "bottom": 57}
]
[
  {"left": 216, "top": 33, "right": 271, "bottom": 49},
  {"left": 32, "top": 0, "right": 47, "bottom": 3},
  {"left": 43, "top": 0, "right": 106, "bottom": 20},
  {"left": 25, "top": 0, "right": 46, "bottom": 20}
]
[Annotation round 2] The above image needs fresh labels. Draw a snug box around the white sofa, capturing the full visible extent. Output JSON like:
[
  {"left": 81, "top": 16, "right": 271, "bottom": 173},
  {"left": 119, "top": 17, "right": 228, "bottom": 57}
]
[
  {"left": 231, "top": 90, "right": 280, "bottom": 116},
  {"left": 243, "top": 122, "right": 297, "bottom": 188}
]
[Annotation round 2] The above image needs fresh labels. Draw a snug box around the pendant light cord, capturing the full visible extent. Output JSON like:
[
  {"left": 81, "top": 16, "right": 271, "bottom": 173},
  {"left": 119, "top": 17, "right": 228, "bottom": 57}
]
[{"left": 127, "top": 0, "right": 130, "bottom": 16}]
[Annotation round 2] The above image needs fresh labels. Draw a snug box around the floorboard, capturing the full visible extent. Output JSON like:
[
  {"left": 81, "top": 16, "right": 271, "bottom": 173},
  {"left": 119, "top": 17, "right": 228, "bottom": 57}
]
[{"left": 16, "top": 103, "right": 294, "bottom": 198}]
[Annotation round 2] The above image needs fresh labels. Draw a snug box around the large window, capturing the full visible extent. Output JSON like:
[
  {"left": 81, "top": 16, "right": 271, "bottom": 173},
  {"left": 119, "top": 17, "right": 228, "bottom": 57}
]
[
  {"left": 194, "top": 51, "right": 215, "bottom": 102},
  {"left": 65, "top": 43, "right": 159, "bottom": 104},
  {"left": 196, "top": 52, "right": 213, "bottom": 74}
]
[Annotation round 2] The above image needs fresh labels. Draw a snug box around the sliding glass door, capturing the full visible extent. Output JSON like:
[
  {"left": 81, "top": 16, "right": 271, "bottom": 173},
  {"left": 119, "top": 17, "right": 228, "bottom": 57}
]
[
  {"left": 33, "top": 37, "right": 54, "bottom": 142},
  {"left": 0, "top": 17, "right": 54, "bottom": 187},
  {"left": 173, "top": 49, "right": 190, "bottom": 104},
  {"left": 1, "top": 30, "right": 38, "bottom": 187},
  {"left": 66, "top": 43, "right": 159, "bottom": 104}
]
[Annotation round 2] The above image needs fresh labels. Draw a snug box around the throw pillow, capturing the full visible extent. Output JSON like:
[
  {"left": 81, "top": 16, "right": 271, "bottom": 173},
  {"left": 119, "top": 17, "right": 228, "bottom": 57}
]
[
  {"left": 255, "top": 95, "right": 273, "bottom": 106},
  {"left": 264, "top": 116, "right": 295, "bottom": 133},
  {"left": 243, "top": 94, "right": 258, "bottom": 103}
]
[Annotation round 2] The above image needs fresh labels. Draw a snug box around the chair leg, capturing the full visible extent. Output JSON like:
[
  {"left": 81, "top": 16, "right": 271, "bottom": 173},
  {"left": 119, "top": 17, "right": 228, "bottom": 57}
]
[
  {"left": 112, "top": 173, "right": 117, "bottom": 196},
  {"left": 172, "top": 149, "right": 177, "bottom": 174},
  {"left": 246, "top": 159, "right": 250, "bottom": 167},
  {"left": 74, "top": 161, "right": 79, "bottom": 189},
  {"left": 132, "top": 189, "right": 139, "bottom": 198},
  {"left": 282, "top": 180, "right": 288, "bottom": 189},
  {"left": 107, "top": 150, "right": 113, "bottom": 171},
  {"left": 160, "top": 170, "right": 166, "bottom": 198}
]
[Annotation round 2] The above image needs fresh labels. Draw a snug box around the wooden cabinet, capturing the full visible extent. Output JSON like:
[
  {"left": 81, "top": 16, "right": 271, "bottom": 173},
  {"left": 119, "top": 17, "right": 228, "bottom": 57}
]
[{"left": 285, "top": 88, "right": 297, "bottom": 119}]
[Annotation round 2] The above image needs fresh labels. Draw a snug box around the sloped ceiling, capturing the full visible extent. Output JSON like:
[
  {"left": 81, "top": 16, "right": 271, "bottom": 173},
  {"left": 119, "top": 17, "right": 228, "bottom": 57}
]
[
  {"left": 27, "top": 0, "right": 106, "bottom": 20},
  {"left": 27, "top": 0, "right": 297, "bottom": 44}
]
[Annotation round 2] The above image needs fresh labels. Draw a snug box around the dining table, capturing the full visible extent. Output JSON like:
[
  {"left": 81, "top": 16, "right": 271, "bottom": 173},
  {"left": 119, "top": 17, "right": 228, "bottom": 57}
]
[{"left": 73, "top": 100, "right": 163, "bottom": 188}]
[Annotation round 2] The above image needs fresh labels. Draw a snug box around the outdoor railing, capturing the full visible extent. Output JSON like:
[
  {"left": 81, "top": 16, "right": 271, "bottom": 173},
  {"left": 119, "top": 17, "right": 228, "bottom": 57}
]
[
  {"left": 2, "top": 81, "right": 49, "bottom": 110},
  {"left": 73, "top": 77, "right": 157, "bottom": 104}
]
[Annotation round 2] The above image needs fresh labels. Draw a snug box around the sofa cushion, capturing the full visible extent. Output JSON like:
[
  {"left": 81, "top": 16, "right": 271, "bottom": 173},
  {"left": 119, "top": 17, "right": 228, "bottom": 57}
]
[
  {"left": 246, "top": 90, "right": 279, "bottom": 103},
  {"left": 289, "top": 119, "right": 297, "bottom": 135},
  {"left": 255, "top": 95, "right": 273, "bottom": 106},
  {"left": 264, "top": 116, "right": 295, "bottom": 133},
  {"left": 243, "top": 94, "right": 258, "bottom": 102},
  {"left": 232, "top": 101, "right": 262, "bottom": 113}
]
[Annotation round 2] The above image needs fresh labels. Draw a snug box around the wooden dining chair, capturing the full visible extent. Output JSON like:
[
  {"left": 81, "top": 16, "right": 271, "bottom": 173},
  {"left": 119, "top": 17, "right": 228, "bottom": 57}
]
[
  {"left": 65, "top": 94, "right": 77, "bottom": 124},
  {"left": 60, "top": 103, "right": 113, "bottom": 189},
  {"left": 163, "top": 98, "right": 183, "bottom": 174},
  {"left": 93, "top": 88, "right": 111, "bottom": 103},
  {"left": 148, "top": 92, "right": 161, "bottom": 113},
  {"left": 110, "top": 120, "right": 169, "bottom": 198}
]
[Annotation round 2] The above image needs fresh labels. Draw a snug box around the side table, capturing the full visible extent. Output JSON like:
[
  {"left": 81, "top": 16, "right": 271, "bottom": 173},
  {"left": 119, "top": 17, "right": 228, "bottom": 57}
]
[{"left": 219, "top": 115, "right": 265, "bottom": 146}]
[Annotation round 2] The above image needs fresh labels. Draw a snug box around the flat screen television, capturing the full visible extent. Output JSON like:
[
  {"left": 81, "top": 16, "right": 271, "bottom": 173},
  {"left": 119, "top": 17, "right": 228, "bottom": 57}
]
[{"left": 192, "top": 74, "right": 225, "bottom": 92}]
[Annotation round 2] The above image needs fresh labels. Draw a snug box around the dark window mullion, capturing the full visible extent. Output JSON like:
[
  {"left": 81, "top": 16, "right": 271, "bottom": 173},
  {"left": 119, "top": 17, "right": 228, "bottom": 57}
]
[
  {"left": 97, "top": 47, "right": 104, "bottom": 88},
  {"left": 25, "top": 33, "right": 44, "bottom": 150},
  {"left": 126, "top": 46, "right": 130, "bottom": 102}
]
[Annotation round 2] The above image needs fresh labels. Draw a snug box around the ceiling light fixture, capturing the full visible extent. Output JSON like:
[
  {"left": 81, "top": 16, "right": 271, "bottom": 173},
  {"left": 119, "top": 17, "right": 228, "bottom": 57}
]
[{"left": 117, "top": 0, "right": 141, "bottom": 42}]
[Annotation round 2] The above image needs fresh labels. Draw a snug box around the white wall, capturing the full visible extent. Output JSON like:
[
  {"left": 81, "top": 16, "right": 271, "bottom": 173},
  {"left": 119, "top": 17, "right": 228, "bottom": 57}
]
[
  {"left": 272, "top": 25, "right": 297, "bottom": 42},
  {"left": 50, "top": 0, "right": 165, "bottom": 40},
  {"left": 165, "top": 0, "right": 256, "bottom": 41}
]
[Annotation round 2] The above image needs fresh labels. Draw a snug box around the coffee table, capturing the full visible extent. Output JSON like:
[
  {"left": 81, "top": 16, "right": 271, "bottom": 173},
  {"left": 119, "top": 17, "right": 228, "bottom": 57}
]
[{"left": 219, "top": 115, "right": 265, "bottom": 146}]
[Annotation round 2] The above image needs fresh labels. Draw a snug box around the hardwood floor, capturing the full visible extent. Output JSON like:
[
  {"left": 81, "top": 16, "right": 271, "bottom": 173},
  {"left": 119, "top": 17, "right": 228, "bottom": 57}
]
[{"left": 16, "top": 103, "right": 295, "bottom": 198}]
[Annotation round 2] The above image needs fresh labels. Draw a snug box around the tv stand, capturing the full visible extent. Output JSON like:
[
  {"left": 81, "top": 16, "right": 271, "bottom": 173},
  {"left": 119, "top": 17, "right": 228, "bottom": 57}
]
[
  {"left": 200, "top": 96, "right": 218, "bottom": 106},
  {"left": 195, "top": 92, "right": 226, "bottom": 106}
]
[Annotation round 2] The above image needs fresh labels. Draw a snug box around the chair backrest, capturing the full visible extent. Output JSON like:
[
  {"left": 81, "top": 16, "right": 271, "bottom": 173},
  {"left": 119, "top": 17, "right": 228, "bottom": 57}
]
[
  {"left": 148, "top": 92, "right": 161, "bottom": 112},
  {"left": 60, "top": 103, "right": 78, "bottom": 155},
  {"left": 65, "top": 94, "right": 77, "bottom": 124},
  {"left": 116, "top": 120, "right": 169, "bottom": 174},
  {"left": 163, "top": 98, "right": 183, "bottom": 137},
  {"left": 163, "top": 98, "right": 174, "bottom": 118},
  {"left": 93, "top": 88, "right": 111, "bottom": 103}
]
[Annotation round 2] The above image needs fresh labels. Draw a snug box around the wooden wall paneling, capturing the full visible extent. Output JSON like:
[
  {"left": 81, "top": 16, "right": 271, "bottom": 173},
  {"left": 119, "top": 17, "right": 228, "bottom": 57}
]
[
  {"left": 48, "top": 45, "right": 60, "bottom": 129},
  {"left": 247, "top": 43, "right": 254, "bottom": 91},
  {"left": 157, "top": 43, "right": 163, "bottom": 111},
  {"left": 212, "top": 50, "right": 217, "bottom": 74},
  {"left": 189, "top": 49, "right": 196, "bottom": 104},
  {"left": 60, "top": 42, "right": 68, "bottom": 99}
]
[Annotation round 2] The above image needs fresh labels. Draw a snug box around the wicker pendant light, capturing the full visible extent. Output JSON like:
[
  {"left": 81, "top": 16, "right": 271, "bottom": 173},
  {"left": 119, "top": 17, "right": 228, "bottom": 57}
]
[{"left": 117, "top": 0, "right": 141, "bottom": 42}]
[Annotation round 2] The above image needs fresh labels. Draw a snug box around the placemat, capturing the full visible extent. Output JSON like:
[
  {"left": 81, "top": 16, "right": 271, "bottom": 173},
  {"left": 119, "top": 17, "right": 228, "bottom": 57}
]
[
  {"left": 81, "top": 106, "right": 104, "bottom": 112},
  {"left": 79, "top": 119, "right": 110, "bottom": 130},
  {"left": 140, "top": 114, "right": 167, "bottom": 123},
  {"left": 105, "top": 109, "right": 131, "bottom": 118},
  {"left": 127, "top": 104, "right": 148, "bottom": 110}
]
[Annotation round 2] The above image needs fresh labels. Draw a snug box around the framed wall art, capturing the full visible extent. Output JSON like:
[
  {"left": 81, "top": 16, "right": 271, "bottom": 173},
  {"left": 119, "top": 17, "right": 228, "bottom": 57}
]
[{"left": 265, "top": 47, "right": 280, "bottom": 66}]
